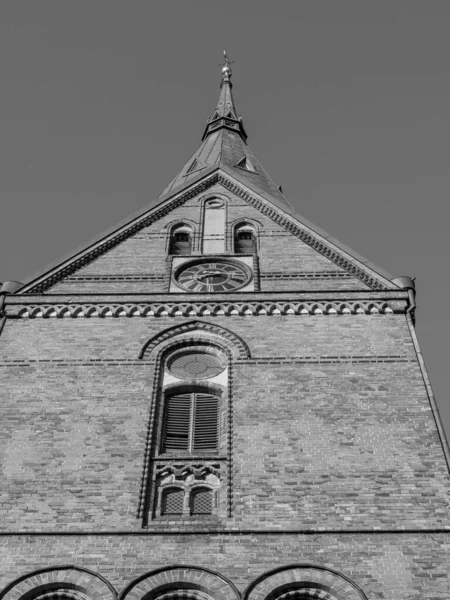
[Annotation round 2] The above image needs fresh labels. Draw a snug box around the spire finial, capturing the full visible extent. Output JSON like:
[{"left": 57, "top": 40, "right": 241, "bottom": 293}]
[
  {"left": 201, "top": 50, "right": 246, "bottom": 142},
  {"left": 220, "top": 49, "right": 234, "bottom": 83}
]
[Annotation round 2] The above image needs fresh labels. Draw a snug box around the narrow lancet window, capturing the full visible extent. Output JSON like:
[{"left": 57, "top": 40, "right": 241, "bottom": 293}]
[
  {"left": 148, "top": 342, "right": 229, "bottom": 521},
  {"left": 202, "top": 198, "right": 225, "bottom": 253}
]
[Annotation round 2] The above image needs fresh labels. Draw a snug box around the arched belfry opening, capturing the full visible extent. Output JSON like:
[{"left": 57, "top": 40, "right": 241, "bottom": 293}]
[
  {"left": 169, "top": 224, "right": 193, "bottom": 255},
  {"left": 234, "top": 222, "right": 257, "bottom": 254}
]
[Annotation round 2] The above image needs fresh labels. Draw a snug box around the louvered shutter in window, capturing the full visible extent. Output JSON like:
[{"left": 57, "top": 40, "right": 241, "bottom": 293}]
[
  {"left": 161, "top": 488, "right": 184, "bottom": 515},
  {"left": 162, "top": 392, "right": 219, "bottom": 454},
  {"left": 193, "top": 393, "right": 219, "bottom": 452},
  {"left": 162, "top": 394, "right": 191, "bottom": 452}
]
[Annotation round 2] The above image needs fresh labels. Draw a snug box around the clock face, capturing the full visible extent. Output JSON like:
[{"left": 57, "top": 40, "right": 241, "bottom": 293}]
[{"left": 174, "top": 260, "right": 252, "bottom": 293}]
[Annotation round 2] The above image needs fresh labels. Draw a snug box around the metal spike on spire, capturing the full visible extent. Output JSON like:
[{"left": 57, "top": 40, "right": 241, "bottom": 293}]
[
  {"left": 219, "top": 50, "right": 235, "bottom": 83},
  {"left": 158, "top": 55, "right": 295, "bottom": 214},
  {"left": 201, "top": 50, "right": 246, "bottom": 141}
]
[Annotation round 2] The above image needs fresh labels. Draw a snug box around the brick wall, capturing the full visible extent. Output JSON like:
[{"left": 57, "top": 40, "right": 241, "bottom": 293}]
[
  {"left": 47, "top": 186, "right": 365, "bottom": 294},
  {"left": 0, "top": 533, "right": 449, "bottom": 598},
  {"left": 1, "top": 314, "right": 449, "bottom": 531},
  {"left": 2, "top": 182, "right": 449, "bottom": 599}
]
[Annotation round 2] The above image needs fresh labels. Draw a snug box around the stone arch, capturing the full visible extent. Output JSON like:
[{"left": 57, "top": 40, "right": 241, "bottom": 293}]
[
  {"left": 0, "top": 566, "right": 116, "bottom": 600},
  {"left": 244, "top": 565, "right": 367, "bottom": 600},
  {"left": 162, "top": 218, "right": 197, "bottom": 232},
  {"left": 197, "top": 192, "right": 231, "bottom": 207},
  {"left": 138, "top": 320, "right": 251, "bottom": 360},
  {"left": 119, "top": 566, "right": 240, "bottom": 600},
  {"left": 229, "top": 217, "right": 263, "bottom": 230},
  {"left": 166, "top": 220, "right": 196, "bottom": 255}
]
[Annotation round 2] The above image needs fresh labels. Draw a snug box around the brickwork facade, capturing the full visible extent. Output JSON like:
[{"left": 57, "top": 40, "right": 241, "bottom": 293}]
[
  {"left": 1, "top": 70, "right": 449, "bottom": 600},
  {"left": 48, "top": 191, "right": 369, "bottom": 294}
]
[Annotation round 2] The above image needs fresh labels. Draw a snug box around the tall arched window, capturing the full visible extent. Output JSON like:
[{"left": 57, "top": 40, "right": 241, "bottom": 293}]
[
  {"left": 234, "top": 223, "right": 256, "bottom": 254},
  {"left": 147, "top": 342, "right": 229, "bottom": 521},
  {"left": 169, "top": 224, "right": 193, "bottom": 255},
  {"left": 202, "top": 197, "right": 226, "bottom": 253}
]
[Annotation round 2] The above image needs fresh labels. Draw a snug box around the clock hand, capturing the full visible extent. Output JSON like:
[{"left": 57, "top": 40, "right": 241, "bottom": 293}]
[
  {"left": 229, "top": 271, "right": 245, "bottom": 280},
  {"left": 197, "top": 271, "right": 225, "bottom": 281}
]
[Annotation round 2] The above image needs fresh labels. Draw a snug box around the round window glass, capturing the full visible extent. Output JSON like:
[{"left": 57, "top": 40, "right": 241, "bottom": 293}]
[{"left": 167, "top": 351, "right": 226, "bottom": 380}]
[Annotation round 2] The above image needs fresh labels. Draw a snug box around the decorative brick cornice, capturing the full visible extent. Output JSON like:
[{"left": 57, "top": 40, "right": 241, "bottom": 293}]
[
  {"left": 11, "top": 300, "right": 397, "bottom": 319},
  {"left": 261, "top": 271, "right": 353, "bottom": 279},
  {"left": 63, "top": 274, "right": 166, "bottom": 282}
]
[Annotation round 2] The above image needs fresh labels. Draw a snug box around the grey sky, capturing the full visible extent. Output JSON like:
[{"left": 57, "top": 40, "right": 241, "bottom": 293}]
[{"left": 1, "top": 1, "right": 449, "bottom": 439}]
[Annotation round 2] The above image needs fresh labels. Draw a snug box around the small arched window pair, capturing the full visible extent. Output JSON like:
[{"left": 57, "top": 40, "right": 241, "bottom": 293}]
[
  {"left": 234, "top": 223, "right": 257, "bottom": 254},
  {"left": 169, "top": 224, "right": 193, "bottom": 255},
  {"left": 161, "top": 486, "right": 215, "bottom": 516}
]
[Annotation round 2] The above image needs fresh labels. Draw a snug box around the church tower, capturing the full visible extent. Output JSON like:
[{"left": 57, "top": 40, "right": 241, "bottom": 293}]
[{"left": 1, "top": 55, "right": 450, "bottom": 600}]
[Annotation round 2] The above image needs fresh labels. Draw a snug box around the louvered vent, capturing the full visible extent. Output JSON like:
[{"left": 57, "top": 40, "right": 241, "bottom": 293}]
[
  {"left": 162, "top": 392, "right": 219, "bottom": 454},
  {"left": 186, "top": 159, "right": 200, "bottom": 174},
  {"left": 236, "top": 156, "right": 255, "bottom": 172},
  {"left": 161, "top": 488, "right": 184, "bottom": 515},
  {"left": 191, "top": 488, "right": 213, "bottom": 515}
]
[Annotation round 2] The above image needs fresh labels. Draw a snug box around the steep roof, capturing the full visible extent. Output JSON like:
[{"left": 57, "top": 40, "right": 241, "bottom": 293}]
[
  {"left": 17, "top": 54, "right": 398, "bottom": 294},
  {"left": 159, "top": 54, "right": 293, "bottom": 214}
]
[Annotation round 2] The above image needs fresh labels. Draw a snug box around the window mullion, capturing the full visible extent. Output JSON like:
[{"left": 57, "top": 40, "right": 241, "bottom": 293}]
[{"left": 189, "top": 393, "right": 196, "bottom": 453}]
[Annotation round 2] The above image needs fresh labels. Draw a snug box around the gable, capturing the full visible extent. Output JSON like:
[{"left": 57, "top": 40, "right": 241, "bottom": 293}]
[
  {"left": 48, "top": 200, "right": 201, "bottom": 294},
  {"left": 223, "top": 197, "right": 372, "bottom": 291},
  {"left": 19, "top": 172, "right": 396, "bottom": 294}
]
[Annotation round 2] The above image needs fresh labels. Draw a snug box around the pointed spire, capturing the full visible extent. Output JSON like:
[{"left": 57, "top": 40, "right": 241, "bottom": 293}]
[
  {"left": 202, "top": 51, "right": 247, "bottom": 142},
  {"left": 159, "top": 54, "right": 294, "bottom": 214}
]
